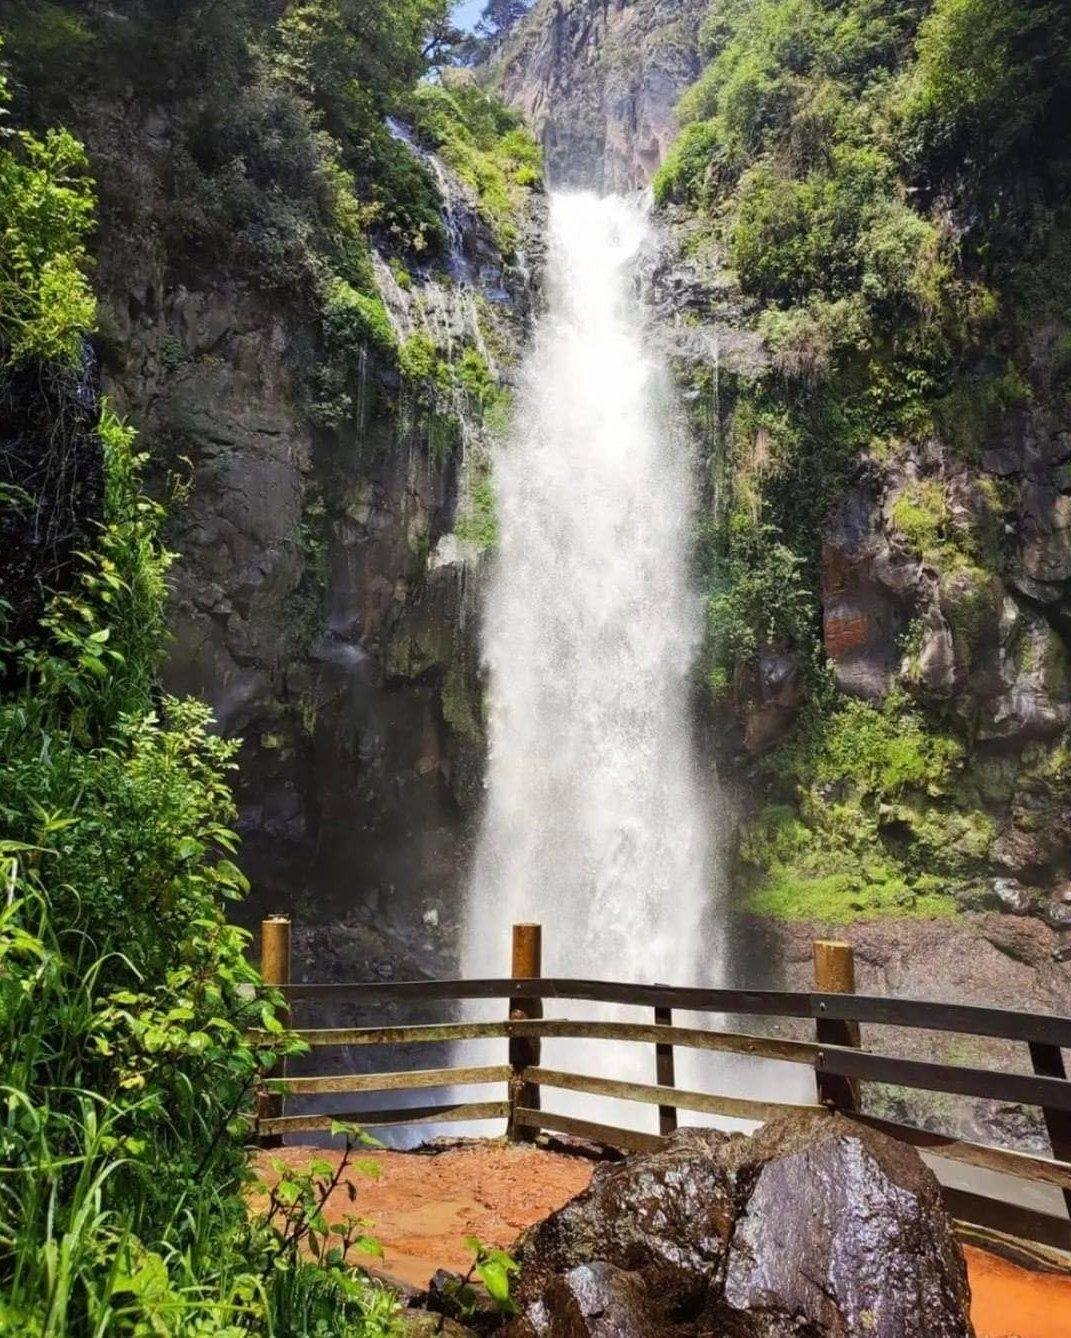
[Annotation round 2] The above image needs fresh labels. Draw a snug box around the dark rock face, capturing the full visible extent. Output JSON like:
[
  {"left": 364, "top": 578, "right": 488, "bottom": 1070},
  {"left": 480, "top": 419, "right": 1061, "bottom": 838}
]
[
  {"left": 505, "top": 1113, "right": 973, "bottom": 1337},
  {"left": 39, "top": 64, "right": 542, "bottom": 939},
  {"left": 492, "top": 0, "right": 706, "bottom": 190},
  {"left": 0, "top": 343, "right": 104, "bottom": 643}
]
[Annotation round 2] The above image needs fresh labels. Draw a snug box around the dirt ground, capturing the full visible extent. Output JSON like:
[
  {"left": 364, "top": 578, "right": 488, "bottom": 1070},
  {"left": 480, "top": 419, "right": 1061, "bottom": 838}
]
[{"left": 252, "top": 1141, "right": 1071, "bottom": 1337}]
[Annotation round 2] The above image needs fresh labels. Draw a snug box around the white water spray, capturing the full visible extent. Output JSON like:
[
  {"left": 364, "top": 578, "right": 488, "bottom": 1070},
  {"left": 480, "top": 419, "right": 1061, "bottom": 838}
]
[{"left": 463, "top": 193, "right": 721, "bottom": 1123}]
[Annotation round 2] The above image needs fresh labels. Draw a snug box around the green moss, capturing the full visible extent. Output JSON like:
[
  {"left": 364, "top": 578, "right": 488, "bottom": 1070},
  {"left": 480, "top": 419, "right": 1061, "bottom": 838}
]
[
  {"left": 405, "top": 81, "right": 541, "bottom": 256},
  {"left": 399, "top": 331, "right": 437, "bottom": 382},
  {"left": 454, "top": 464, "right": 497, "bottom": 549},
  {"left": 428, "top": 412, "right": 461, "bottom": 463},
  {"left": 748, "top": 864, "right": 957, "bottom": 922},
  {"left": 322, "top": 278, "right": 395, "bottom": 353},
  {"left": 440, "top": 664, "right": 482, "bottom": 743},
  {"left": 455, "top": 346, "right": 496, "bottom": 407},
  {"left": 889, "top": 479, "right": 952, "bottom": 561},
  {"left": 389, "top": 256, "right": 413, "bottom": 289},
  {"left": 940, "top": 565, "right": 1002, "bottom": 671}
]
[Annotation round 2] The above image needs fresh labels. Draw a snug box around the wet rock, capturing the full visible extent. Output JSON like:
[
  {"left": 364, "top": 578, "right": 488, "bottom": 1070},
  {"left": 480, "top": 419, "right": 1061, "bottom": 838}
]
[
  {"left": 721, "top": 1119, "right": 971, "bottom": 1337},
  {"left": 821, "top": 490, "right": 912, "bottom": 699},
  {"left": 1042, "top": 896, "right": 1071, "bottom": 930},
  {"left": 736, "top": 652, "right": 804, "bottom": 753},
  {"left": 506, "top": 1113, "right": 972, "bottom": 1336},
  {"left": 977, "top": 599, "right": 1071, "bottom": 744},
  {"left": 990, "top": 825, "right": 1051, "bottom": 880},
  {"left": 992, "top": 878, "right": 1037, "bottom": 915}
]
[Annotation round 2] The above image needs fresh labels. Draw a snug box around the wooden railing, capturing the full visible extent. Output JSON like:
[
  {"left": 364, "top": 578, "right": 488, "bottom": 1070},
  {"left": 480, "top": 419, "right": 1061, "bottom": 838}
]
[{"left": 253, "top": 918, "right": 1071, "bottom": 1253}]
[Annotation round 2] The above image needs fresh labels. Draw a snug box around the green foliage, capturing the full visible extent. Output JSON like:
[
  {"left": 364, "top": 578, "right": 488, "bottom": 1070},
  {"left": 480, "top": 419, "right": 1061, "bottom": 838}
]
[
  {"left": 324, "top": 278, "right": 397, "bottom": 354},
  {"left": 0, "top": 88, "right": 400, "bottom": 1333},
  {"left": 705, "top": 518, "right": 815, "bottom": 692},
  {"left": 454, "top": 463, "right": 497, "bottom": 549},
  {"left": 740, "top": 694, "right": 976, "bottom": 921},
  {"left": 406, "top": 79, "right": 542, "bottom": 254},
  {"left": 907, "top": 0, "right": 1071, "bottom": 196},
  {"left": 665, "top": 0, "right": 1071, "bottom": 926},
  {"left": 433, "top": 1238, "right": 519, "bottom": 1322},
  {"left": 0, "top": 56, "right": 95, "bottom": 364}
]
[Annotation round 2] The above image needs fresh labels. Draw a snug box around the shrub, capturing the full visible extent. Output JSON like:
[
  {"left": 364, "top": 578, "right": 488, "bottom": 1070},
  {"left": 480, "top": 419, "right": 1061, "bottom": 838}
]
[{"left": 0, "top": 62, "right": 95, "bottom": 364}]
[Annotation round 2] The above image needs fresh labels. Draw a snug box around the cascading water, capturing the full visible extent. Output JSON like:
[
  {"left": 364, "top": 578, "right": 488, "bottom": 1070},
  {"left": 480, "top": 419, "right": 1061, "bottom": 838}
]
[{"left": 463, "top": 192, "right": 722, "bottom": 1126}]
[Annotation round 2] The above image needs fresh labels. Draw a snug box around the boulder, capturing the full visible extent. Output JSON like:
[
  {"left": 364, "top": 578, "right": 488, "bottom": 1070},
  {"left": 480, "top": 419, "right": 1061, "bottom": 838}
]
[{"left": 505, "top": 1112, "right": 973, "bottom": 1337}]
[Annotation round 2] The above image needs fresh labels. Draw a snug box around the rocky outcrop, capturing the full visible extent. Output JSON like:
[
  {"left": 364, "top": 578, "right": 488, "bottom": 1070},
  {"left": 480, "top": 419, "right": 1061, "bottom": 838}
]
[
  {"left": 503, "top": 1112, "right": 973, "bottom": 1336},
  {"left": 764, "top": 912, "right": 1071, "bottom": 1150},
  {"left": 128, "top": 183, "right": 541, "bottom": 937},
  {"left": 0, "top": 343, "right": 103, "bottom": 641},
  {"left": 491, "top": 0, "right": 706, "bottom": 190},
  {"left": 41, "top": 63, "right": 545, "bottom": 937}
]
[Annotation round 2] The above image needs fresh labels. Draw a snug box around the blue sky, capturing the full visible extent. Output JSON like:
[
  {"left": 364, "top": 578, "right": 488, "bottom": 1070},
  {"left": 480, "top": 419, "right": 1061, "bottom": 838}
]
[{"left": 452, "top": 0, "right": 484, "bottom": 32}]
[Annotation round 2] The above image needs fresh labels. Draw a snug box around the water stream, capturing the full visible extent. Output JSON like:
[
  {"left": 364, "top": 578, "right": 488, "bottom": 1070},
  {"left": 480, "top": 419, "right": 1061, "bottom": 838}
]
[{"left": 463, "top": 192, "right": 723, "bottom": 1127}]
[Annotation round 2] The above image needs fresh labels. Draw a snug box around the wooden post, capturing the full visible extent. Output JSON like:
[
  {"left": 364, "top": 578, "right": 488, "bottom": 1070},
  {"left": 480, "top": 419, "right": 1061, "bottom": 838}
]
[
  {"left": 812, "top": 939, "right": 860, "bottom": 1112},
  {"left": 1028, "top": 1041, "right": 1071, "bottom": 1216},
  {"left": 654, "top": 1004, "right": 677, "bottom": 1136},
  {"left": 507, "top": 923, "right": 542, "bottom": 1142},
  {"left": 257, "top": 915, "right": 291, "bottom": 1147}
]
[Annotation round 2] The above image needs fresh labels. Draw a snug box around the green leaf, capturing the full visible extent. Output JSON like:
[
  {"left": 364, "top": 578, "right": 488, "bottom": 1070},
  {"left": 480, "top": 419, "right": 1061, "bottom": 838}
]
[{"left": 477, "top": 1259, "right": 513, "bottom": 1303}]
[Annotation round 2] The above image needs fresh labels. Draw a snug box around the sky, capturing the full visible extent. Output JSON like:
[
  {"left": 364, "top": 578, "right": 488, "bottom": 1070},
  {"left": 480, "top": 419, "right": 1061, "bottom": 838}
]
[{"left": 452, "top": 0, "right": 484, "bottom": 32}]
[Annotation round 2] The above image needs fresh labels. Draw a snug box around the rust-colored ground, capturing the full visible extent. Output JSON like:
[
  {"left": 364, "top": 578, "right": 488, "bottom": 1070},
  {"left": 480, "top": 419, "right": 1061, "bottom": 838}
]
[
  {"left": 252, "top": 1142, "right": 593, "bottom": 1290},
  {"left": 253, "top": 1143, "right": 1071, "bottom": 1333},
  {"left": 964, "top": 1245, "right": 1071, "bottom": 1338}
]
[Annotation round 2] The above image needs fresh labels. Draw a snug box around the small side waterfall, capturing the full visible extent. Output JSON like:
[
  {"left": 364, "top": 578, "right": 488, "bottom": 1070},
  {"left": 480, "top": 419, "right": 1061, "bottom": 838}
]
[{"left": 463, "top": 193, "right": 722, "bottom": 1125}]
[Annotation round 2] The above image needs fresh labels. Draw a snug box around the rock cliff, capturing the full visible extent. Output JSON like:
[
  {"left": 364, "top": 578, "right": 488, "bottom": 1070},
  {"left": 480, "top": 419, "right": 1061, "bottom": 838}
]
[
  {"left": 490, "top": 0, "right": 706, "bottom": 190},
  {"left": 2, "top": 9, "right": 544, "bottom": 944}
]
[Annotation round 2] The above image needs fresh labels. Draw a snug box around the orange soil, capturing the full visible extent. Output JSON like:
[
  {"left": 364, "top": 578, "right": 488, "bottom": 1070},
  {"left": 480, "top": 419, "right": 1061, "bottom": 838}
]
[
  {"left": 252, "top": 1142, "right": 593, "bottom": 1290},
  {"left": 254, "top": 1143, "right": 1071, "bottom": 1333},
  {"left": 964, "top": 1245, "right": 1071, "bottom": 1338}
]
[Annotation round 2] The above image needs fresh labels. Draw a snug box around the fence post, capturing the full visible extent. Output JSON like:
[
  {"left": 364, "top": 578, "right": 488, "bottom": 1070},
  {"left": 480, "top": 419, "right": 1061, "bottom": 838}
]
[
  {"left": 654, "top": 1003, "right": 678, "bottom": 1136},
  {"left": 257, "top": 915, "right": 291, "bottom": 1148},
  {"left": 1028, "top": 1041, "right": 1071, "bottom": 1216},
  {"left": 812, "top": 938, "right": 860, "bottom": 1112},
  {"left": 507, "top": 922, "right": 542, "bottom": 1142}
]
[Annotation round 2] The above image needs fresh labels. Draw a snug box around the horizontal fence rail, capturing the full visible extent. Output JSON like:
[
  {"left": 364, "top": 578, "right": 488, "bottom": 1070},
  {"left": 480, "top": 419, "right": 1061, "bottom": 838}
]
[
  {"left": 253, "top": 920, "right": 1071, "bottom": 1254},
  {"left": 267, "top": 978, "right": 1071, "bottom": 1049}
]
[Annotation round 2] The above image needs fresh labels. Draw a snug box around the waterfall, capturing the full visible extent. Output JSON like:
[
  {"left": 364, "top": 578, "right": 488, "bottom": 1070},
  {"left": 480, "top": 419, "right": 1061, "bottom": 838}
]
[{"left": 463, "top": 192, "right": 722, "bottom": 1127}]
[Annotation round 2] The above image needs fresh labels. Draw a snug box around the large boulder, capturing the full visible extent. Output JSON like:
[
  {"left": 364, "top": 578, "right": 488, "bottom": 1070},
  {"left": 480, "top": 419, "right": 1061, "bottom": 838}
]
[{"left": 505, "top": 1112, "right": 973, "bottom": 1337}]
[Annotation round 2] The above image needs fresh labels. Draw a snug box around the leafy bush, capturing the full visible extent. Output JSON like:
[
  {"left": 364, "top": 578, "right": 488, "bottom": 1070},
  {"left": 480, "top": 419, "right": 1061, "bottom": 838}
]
[
  {"left": 0, "top": 80, "right": 401, "bottom": 1332},
  {"left": 406, "top": 79, "right": 541, "bottom": 254},
  {"left": 0, "top": 60, "right": 95, "bottom": 364}
]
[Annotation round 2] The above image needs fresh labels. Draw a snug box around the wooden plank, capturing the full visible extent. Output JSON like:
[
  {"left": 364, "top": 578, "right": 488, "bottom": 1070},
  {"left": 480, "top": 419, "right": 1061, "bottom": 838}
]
[
  {"left": 524, "top": 1021, "right": 820, "bottom": 1064},
  {"left": 1029, "top": 1042, "right": 1071, "bottom": 1216},
  {"left": 276, "top": 977, "right": 815, "bottom": 1018},
  {"left": 257, "top": 1100, "right": 509, "bottom": 1136},
  {"left": 508, "top": 923, "right": 542, "bottom": 1143},
  {"left": 524, "top": 1067, "right": 822, "bottom": 1123},
  {"left": 942, "top": 1186, "right": 1071, "bottom": 1254},
  {"left": 252, "top": 1019, "right": 823, "bottom": 1064},
  {"left": 514, "top": 1106, "right": 664, "bottom": 1154},
  {"left": 814, "top": 993, "right": 1071, "bottom": 1049},
  {"left": 272, "top": 1065, "right": 511, "bottom": 1096},
  {"left": 654, "top": 1005, "right": 677, "bottom": 1136},
  {"left": 250, "top": 1021, "right": 514, "bottom": 1047},
  {"left": 816, "top": 1048, "right": 1071, "bottom": 1112},
  {"left": 846, "top": 1112, "right": 1071, "bottom": 1192},
  {"left": 272, "top": 977, "right": 1071, "bottom": 1048}
]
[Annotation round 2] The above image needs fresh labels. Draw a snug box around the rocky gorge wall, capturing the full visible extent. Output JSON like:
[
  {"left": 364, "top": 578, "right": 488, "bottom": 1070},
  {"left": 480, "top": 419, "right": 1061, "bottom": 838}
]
[
  {"left": 1, "top": 6, "right": 545, "bottom": 954},
  {"left": 490, "top": 0, "right": 706, "bottom": 190},
  {"left": 113, "top": 154, "right": 542, "bottom": 947}
]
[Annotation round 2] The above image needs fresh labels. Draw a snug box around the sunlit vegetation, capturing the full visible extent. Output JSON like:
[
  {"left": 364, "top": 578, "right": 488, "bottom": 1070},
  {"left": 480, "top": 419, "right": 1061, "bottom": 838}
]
[{"left": 662, "top": 0, "right": 1071, "bottom": 918}]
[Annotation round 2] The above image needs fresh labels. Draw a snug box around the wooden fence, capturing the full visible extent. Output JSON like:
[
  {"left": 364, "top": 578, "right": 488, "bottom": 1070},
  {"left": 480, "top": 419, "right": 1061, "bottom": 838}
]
[{"left": 253, "top": 918, "right": 1071, "bottom": 1254}]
